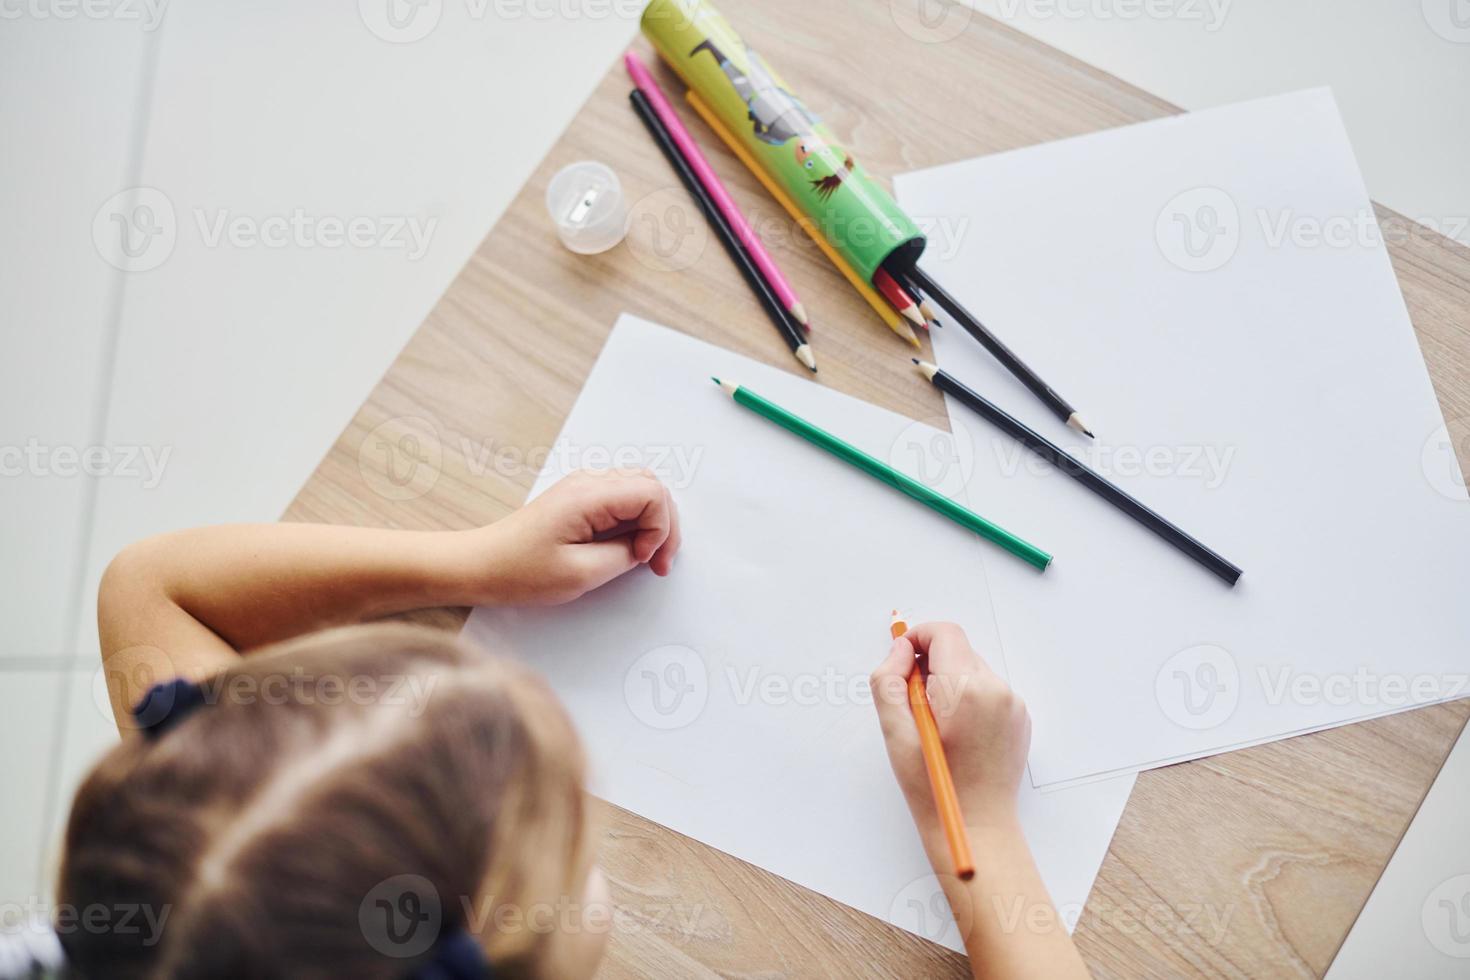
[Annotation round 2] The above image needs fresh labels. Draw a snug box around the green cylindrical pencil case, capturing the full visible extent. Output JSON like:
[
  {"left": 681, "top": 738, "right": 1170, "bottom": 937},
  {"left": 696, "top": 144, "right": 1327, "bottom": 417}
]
[{"left": 640, "top": 0, "right": 926, "bottom": 284}]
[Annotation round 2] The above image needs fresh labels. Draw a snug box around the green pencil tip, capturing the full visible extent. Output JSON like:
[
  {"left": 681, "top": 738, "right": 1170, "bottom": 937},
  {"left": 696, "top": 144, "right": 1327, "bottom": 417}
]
[{"left": 710, "top": 376, "right": 721, "bottom": 385}]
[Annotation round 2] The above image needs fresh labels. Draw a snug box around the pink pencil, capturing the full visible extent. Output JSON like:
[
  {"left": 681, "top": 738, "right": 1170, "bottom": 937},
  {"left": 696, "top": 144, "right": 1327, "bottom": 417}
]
[{"left": 625, "top": 51, "right": 809, "bottom": 329}]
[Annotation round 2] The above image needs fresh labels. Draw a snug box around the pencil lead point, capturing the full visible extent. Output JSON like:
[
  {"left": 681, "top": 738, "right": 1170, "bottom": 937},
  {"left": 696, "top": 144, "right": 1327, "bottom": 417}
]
[
  {"left": 711, "top": 376, "right": 720, "bottom": 385},
  {"left": 911, "top": 357, "right": 920, "bottom": 365}
]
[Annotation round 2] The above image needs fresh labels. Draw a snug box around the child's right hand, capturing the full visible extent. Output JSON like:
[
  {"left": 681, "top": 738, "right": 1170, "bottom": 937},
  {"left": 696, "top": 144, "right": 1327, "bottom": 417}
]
[
  {"left": 872, "top": 626, "right": 1092, "bottom": 980},
  {"left": 870, "top": 622, "right": 1031, "bottom": 850}
]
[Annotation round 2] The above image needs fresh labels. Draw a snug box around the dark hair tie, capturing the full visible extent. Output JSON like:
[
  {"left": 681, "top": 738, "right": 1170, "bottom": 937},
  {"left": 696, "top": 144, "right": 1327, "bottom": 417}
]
[
  {"left": 409, "top": 929, "right": 492, "bottom": 979},
  {"left": 132, "top": 677, "right": 211, "bottom": 738}
]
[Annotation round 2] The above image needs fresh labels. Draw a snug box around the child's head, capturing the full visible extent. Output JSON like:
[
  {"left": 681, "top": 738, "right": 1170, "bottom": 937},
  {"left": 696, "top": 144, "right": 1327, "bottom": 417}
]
[{"left": 58, "top": 624, "right": 607, "bottom": 979}]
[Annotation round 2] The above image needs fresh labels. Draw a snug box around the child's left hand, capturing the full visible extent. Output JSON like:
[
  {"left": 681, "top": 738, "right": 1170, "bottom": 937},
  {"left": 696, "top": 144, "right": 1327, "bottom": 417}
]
[
  {"left": 95, "top": 468, "right": 682, "bottom": 725},
  {"left": 468, "top": 468, "right": 683, "bottom": 606}
]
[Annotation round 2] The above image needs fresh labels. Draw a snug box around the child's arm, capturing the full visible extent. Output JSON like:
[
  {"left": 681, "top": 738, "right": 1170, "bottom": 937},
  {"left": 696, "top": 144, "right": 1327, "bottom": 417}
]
[
  {"left": 871, "top": 622, "right": 1091, "bottom": 979},
  {"left": 99, "top": 468, "right": 681, "bottom": 732}
]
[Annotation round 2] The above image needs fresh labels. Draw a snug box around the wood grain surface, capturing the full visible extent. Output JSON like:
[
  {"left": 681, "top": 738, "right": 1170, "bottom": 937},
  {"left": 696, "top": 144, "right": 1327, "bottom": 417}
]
[{"left": 283, "top": 2, "right": 1470, "bottom": 975}]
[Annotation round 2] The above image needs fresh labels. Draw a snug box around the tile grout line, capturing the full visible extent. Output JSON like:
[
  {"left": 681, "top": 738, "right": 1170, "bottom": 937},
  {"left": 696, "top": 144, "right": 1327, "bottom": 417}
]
[
  {"left": 0, "top": 658, "right": 92, "bottom": 672},
  {"left": 34, "top": 23, "right": 165, "bottom": 899}
]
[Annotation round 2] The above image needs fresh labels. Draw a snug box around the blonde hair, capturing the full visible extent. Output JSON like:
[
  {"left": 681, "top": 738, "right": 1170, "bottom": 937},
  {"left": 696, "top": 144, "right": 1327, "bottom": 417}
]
[{"left": 58, "top": 624, "right": 589, "bottom": 979}]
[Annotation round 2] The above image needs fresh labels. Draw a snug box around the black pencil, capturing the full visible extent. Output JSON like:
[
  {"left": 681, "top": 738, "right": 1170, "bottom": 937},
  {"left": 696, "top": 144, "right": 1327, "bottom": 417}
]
[
  {"left": 898, "top": 261, "right": 1091, "bottom": 437},
  {"left": 629, "top": 90, "right": 815, "bottom": 373},
  {"left": 914, "top": 359, "right": 1241, "bottom": 586}
]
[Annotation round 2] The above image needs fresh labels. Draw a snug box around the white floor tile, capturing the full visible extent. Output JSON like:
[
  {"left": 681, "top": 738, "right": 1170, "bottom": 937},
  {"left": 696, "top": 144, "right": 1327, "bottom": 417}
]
[
  {"left": 0, "top": 670, "right": 65, "bottom": 902},
  {"left": 0, "top": 19, "right": 152, "bottom": 659}
]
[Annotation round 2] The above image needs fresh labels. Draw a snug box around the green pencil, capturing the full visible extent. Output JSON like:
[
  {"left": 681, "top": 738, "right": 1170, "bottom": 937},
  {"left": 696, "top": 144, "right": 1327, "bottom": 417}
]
[{"left": 712, "top": 378, "right": 1052, "bottom": 571}]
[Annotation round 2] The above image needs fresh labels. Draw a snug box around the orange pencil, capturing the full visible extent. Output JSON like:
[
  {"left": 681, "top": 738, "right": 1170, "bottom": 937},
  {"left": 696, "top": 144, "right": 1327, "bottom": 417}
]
[{"left": 890, "top": 610, "right": 975, "bottom": 881}]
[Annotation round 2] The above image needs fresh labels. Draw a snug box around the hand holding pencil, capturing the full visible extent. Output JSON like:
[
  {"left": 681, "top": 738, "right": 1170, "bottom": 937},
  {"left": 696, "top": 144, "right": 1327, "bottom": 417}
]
[
  {"left": 874, "top": 620, "right": 1093, "bottom": 977},
  {"left": 872, "top": 620, "right": 1033, "bottom": 878}
]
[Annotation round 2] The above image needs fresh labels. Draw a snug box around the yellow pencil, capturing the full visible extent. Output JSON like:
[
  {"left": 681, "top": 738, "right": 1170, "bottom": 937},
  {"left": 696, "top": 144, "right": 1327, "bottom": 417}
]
[{"left": 685, "top": 89, "right": 919, "bottom": 350}]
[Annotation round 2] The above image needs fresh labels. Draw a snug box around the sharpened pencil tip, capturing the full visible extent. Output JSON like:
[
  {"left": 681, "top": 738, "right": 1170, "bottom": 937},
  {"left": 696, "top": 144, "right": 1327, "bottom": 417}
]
[
  {"left": 911, "top": 357, "right": 920, "bottom": 365},
  {"left": 1066, "top": 412, "right": 1094, "bottom": 439},
  {"left": 889, "top": 609, "right": 908, "bottom": 641},
  {"left": 711, "top": 376, "right": 720, "bottom": 385}
]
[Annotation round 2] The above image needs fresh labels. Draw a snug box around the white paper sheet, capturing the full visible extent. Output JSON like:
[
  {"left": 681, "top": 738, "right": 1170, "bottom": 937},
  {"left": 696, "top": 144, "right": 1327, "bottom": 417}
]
[
  {"left": 462, "top": 315, "right": 1134, "bottom": 949},
  {"left": 895, "top": 88, "right": 1470, "bottom": 788}
]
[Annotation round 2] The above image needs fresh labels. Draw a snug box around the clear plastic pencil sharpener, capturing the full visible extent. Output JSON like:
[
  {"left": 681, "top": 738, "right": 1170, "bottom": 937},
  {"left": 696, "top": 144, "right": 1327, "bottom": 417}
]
[{"left": 546, "top": 161, "right": 628, "bottom": 255}]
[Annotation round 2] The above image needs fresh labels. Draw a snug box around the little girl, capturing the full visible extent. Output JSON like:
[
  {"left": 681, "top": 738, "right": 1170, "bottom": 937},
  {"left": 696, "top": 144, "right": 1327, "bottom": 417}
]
[{"left": 57, "top": 468, "right": 1089, "bottom": 979}]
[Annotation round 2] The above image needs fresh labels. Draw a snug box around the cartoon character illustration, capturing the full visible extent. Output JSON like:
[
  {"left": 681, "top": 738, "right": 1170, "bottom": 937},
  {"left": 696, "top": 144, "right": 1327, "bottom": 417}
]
[{"left": 691, "top": 38, "right": 857, "bottom": 201}]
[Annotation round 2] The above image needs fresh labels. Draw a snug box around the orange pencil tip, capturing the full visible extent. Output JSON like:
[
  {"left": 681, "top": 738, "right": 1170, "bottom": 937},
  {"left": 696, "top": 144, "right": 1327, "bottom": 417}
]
[{"left": 889, "top": 609, "right": 907, "bottom": 639}]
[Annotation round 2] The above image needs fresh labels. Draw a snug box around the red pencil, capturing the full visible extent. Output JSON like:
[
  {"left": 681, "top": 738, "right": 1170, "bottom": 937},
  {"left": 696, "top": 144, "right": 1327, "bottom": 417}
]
[
  {"left": 873, "top": 268, "right": 927, "bottom": 330},
  {"left": 895, "top": 268, "right": 941, "bottom": 325}
]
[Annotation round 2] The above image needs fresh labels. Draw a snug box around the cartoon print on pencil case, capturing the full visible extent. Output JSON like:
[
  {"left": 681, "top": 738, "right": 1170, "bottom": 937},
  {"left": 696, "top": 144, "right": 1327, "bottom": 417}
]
[{"left": 690, "top": 38, "right": 857, "bottom": 201}]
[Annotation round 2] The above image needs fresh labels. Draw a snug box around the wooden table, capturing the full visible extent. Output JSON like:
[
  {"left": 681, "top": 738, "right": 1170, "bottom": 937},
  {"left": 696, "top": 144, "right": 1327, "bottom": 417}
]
[{"left": 286, "top": 2, "right": 1470, "bottom": 975}]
